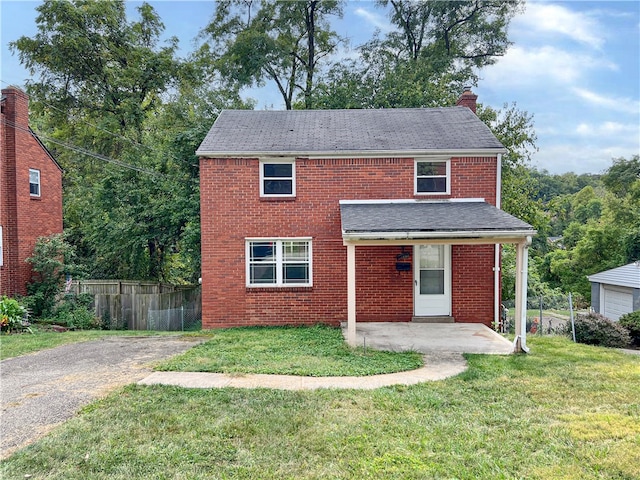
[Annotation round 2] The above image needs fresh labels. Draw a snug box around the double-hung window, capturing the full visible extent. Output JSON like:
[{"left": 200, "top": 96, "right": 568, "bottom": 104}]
[
  {"left": 260, "top": 160, "right": 295, "bottom": 197},
  {"left": 246, "top": 238, "right": 312, "bottom": 287},
  {"left": 415, "top": 159, "right": 450, "bottom": 195},
  {"left": 29, "top": 169, "right": 41, "bottom": 197}
]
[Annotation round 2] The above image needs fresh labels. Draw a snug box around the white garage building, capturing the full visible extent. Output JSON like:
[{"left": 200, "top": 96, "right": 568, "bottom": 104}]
[{"left": 588, "top": 263, "right": 640, "bottom": 321}]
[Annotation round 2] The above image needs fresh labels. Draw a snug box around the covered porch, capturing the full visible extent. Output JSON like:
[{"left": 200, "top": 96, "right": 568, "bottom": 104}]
[{"left": 340, "top": 200, "right": 536, "bottom": 353}]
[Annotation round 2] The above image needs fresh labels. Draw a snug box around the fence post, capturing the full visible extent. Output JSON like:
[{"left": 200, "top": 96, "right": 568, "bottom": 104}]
[
  {"left": 569, "top": 292, "right": 576, "bottom": 342},
  {"left": 539, "top": 295, "right": 543, "bottom": 335},
  {"left": 181, "top": 305, "right": 184, "bottom": 332}
]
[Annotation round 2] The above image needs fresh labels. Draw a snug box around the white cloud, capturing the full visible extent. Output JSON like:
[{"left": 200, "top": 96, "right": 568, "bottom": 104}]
[
  {"left": 481, "top": 46, "right": 616, "bottom": 88},
  {"left": 353, "top": 7, "right": 393, "bottom": 33},
  {"left": 533, "top": 142, "right": 638, "bottom": 175},
  {"left": 516, "top": 2, "right": 604, "bottom": 49},
  {"left": 575, "top": 121, "right": 639, "bottom": 137},
  {"left": 572, "top": 88, "right": 640, "bottom": 115}
]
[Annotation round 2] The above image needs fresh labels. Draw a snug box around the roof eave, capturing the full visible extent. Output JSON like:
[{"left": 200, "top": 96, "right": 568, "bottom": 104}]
[{"left": 196, "top": 148, "right": 508, "bottom": 158}]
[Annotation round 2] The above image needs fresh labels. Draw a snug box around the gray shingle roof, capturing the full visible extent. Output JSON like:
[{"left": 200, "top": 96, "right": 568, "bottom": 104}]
[
  {"left": 196, "top": 107, "right": 505, "bottom": 156},
  {"left": 340, "top": 201, "right": 534, "bottom": 239},
  {"left": 587, "top": 263, "right": 640, "bottom": 289}
]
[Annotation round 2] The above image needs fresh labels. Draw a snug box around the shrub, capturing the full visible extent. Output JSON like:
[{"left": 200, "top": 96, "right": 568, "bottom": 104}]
[
  {"left": 619, "top": 311, "right": 640, "bottom": 346},
  {"left": 565, "top": 312, "right": 631, "bottom": 348},
  {"left": 0, "top": 296, "right": 27, "bottom": 333},
  {"left": 26, "top": 234, "right": 83, "bottom": 318},
  {"left": 49, "top": 294, "right": 98, "bottom": 330}
]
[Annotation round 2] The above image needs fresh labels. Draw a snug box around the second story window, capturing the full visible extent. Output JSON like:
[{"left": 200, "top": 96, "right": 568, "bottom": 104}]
[
  {"left": 260, "top": 160, "right": 295, "bottom": 197},
  {"left": 415, "top": 159, "right": 450, "bottom": 195},
  {"left": 29, "top": 169, "right": 41, "bottom": 197}
]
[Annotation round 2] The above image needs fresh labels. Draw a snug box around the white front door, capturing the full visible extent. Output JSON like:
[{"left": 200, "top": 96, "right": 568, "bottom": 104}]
[{"left": 414, "top": 244, "right": 451, "bottom": 316}]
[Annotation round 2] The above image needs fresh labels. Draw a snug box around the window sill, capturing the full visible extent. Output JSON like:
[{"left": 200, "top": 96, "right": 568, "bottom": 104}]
[
  {"left": 246, "top": 286, "right": 313, "bottom": 292},
  {"left": 259, "top": 196, "right": 296, "bottom": 202},
  {"left": 30, "top": 196, "right": 42, "bottom": 201}
]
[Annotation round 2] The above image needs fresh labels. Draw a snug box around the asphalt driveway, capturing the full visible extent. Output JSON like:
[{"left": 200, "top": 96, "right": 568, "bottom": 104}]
[{"left": 0, "top": 335, "right": 203, "bottom": 459}]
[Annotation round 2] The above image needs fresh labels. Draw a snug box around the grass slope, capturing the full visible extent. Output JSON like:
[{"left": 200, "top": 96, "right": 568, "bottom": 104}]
[{"left": 2, "top": 336, "right": 639, "bottom": 479}]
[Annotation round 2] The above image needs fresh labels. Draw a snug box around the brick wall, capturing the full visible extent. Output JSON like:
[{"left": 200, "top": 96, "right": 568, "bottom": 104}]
[
  {"left": 0, "top": 88, "right": 63, "bottom": 296},
  {"left": 200, "top": 156, "right": 498, "bottom": 328}
]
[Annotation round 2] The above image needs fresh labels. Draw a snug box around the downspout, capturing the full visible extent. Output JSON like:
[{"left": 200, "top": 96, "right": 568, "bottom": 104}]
[
  {"left": 513, "top": 236, "right": 532, "bottom": 353},
  {"left": 494, "top": 153, "right": 502, "bottom": 330},
  {"left": 519, "top": 236, "right": 531, "bottom": 353}
]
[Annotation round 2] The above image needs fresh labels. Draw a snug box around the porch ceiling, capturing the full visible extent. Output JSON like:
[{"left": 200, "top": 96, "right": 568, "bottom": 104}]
[{"left": 340, "top": 200, "right": 535, "bottom": 244}]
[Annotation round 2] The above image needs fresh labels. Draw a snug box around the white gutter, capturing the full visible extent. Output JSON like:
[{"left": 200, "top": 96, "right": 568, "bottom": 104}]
[
  {"left": 342, "top": 229, "right": 536, "bottom": 242},
  {"left": 494, "top": 153, "right": 503, "bottom": 331},
  {"left": 339, "top": 198, "right": 485, "bottom": 205},
  {"left": 196, "top": 148, "right": 508, "bottom": 158}
]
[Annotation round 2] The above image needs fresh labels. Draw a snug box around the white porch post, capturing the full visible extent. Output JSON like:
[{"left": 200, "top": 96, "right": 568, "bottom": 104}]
[
  {"left": 347, "top": 243, "right": 357, "bottom": 346},
  {"left": 514, "top": 238, "right": 531, "bottom": 353}
]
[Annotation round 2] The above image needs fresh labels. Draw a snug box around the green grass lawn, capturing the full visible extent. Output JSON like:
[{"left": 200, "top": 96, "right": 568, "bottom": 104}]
[
  {"left": 157, "top": 325, "right": 424, "bottom": 376},
  {"left": 2, "top": 335, "right": 639, "bottom": 479}
]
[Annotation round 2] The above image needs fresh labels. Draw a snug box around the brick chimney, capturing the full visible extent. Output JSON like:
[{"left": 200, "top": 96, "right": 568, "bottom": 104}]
[
  {"left": 1, "top": 87, "right": 30, "bottom": 128},
  {"left": 456, "top": 86, "right": 478, "bottom": 114}
]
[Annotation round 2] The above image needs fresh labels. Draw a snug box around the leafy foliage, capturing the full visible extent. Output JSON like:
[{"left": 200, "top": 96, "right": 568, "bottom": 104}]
[
  {"left": 565, "top": 312, "right": 631, "bottom": 348},
  {"left": 0, "top": 297, "right": 27, "bottom": 333},
  {"left": 541, "top": 157, "right": 640, "bottom": 299},
  {"left": 11, "top": 1, "right": 252, "bottom": 283},
  {"left": 198, "top": 0, "right": 344, "bottom": 109},
  {"left": 47, "top": 294, "right": 99, "bottom": 330},
  {"left": 26, "top": 234, "right": 82, "bottom": 318},
  {"left": 11, "top": 0, "right": 180, "bottom": 140},
  {"left": 314, "top": 0, "right": 523, "bottom": 109},
  {"left": 618, "top": 311, "right": 640, "bottom": 346}
]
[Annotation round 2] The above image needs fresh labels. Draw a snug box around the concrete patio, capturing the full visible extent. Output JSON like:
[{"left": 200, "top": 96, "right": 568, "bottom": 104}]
[{"left": 341, "top": 322, "right": 514, "bottom": 355}]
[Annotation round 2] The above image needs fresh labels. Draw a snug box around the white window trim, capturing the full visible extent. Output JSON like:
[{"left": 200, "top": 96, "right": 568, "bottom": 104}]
[
  {"left": 246, "top": 237, "right": 312, "bottom": 287},
  {"left": 259, "top": 159, "right": 296, "bottom": 197},
  {"left": 414, "top": 158, "right": 451, "bottom": 195},
  {"left": 29, "top": 168, "right": 41, "bottom": 197}
]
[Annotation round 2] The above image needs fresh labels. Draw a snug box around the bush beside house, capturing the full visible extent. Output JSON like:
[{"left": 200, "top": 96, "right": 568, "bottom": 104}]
[
  {"left": 566, "top": 312, "right": 631, "bottom": 348},
  {"left": 619, "top": 311, "right": 640, "bottom": 346}
]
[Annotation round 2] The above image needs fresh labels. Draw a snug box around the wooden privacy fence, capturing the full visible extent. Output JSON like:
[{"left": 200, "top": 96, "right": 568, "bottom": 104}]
[
  {"left": 70, "top": 280, "right": 201, "bottom": 331},
  {"left": 70, "top": 280, "right": 182, "bottom": 295}
]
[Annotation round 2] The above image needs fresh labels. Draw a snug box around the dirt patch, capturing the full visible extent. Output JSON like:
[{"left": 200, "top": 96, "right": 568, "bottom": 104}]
[{"left": 0, "top": 335, "right": 204, "bottom": 459}]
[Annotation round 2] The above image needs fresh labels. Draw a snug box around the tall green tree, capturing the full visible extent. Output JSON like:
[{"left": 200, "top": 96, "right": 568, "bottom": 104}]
[
  {"left": 11, "top": 0, "right": 181, "bottom": 146},
  {"left": 198, "top": 0, "right": 344, "bottom": 109},
  {"left": 313, "top": 0, "right": 522, "bottom": 109},
  {"left": 601, "top": 155, "right": 640, "bottom": 197},
  {"left": 11, "top": 0, "right": 250, "bottom": 282},
  {"left": 542, "top": 156, "right": 640, "bottom": 298}
]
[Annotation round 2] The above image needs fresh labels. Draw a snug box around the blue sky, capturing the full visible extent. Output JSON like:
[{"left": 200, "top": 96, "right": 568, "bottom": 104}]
[{"left": 1, "top": 0, "right": 638, "bottom": 175}]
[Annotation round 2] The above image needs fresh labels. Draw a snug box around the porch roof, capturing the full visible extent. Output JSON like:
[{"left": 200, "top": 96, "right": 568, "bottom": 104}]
[{"left": 340, "top": 200, "right": 535, "bottom": 243}]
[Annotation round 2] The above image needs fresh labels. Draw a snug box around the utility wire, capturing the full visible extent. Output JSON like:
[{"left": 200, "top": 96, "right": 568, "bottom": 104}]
[
  {"left": 1, "top": 118, "right": 164, "bottom": 177},
  {"left": 0, "top": 78, "right": 151, "bottom": 153}
]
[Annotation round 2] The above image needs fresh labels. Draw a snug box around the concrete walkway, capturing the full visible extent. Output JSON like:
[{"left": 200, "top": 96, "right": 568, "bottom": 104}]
[
  {"left": 139, "top": 323, "right": 513, "bottom": 390},
  {"left": 343, "top": 322, "right": 514, "bottom": 354},
  {"left": 139, "top": 353, "right": 467, "bottom": 390}
]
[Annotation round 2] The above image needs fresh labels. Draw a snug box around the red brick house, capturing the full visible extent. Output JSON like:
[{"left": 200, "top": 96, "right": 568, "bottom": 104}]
[
  {"left": 197, "top": 89, "right": 535, "bottom": 350},
  {"left": 0, "top": 87, "right": 63, "bottom": 297}
]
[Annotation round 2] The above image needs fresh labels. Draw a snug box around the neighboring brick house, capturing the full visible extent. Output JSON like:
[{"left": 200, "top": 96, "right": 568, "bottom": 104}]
[
  {"left": 197, "top": 89, "right": 535, "bottom": 348},
  {"left": 0, "top": 87, "right": 63, "bottom": 297}
]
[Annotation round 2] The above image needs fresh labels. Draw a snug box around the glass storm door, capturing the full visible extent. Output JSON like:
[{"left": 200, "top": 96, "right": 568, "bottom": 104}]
[{"left": 414, "top": 245, "right": 451, "bottom": 316}]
